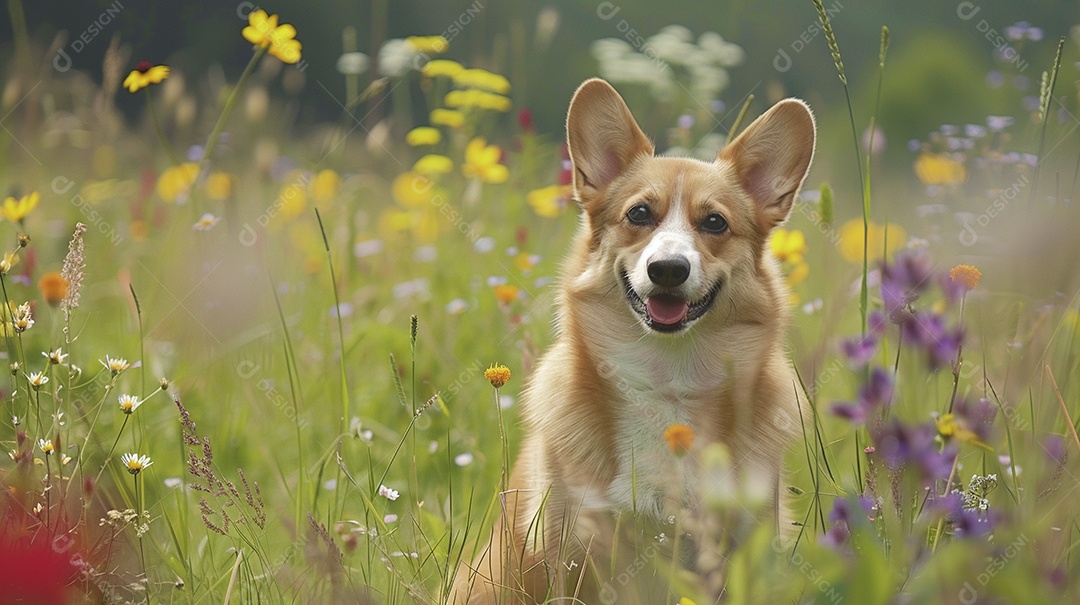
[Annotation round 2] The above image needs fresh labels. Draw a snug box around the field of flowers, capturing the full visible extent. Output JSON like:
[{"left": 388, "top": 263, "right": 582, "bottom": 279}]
[{"left": 1, "top": 2, "right": 1080, "bottom": 603}]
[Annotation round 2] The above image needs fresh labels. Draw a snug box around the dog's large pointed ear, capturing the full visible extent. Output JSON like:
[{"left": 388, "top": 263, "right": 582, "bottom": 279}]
[
  {"left": 566, "top": 79, "right": 654, "bottom": 202},
  {"left": 719, "top": 99, "right": 815, "bottom": 232}
]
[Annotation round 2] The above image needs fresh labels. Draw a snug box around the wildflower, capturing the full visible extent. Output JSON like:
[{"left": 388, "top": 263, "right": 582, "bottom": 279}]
[
  {"left": 28, "top": 372, "right": 48, "bottom": 390},
  {"left": 430, "top": 108, "right": 465, "bottom": 128},
  {"left": 838, "top": 219, "right": 906, "bottom": 264},
  {"left": 242, "top": 9, "right": 302, "bottom": 64},
  {"left": 493, "top": 284, "right": 519, "bottom": 305},
  {"left": 949, "top": 264, "right": 982, "bottom": 291},
  {"left": 463, "top": 138, "right": 509, "bottom": 183},
  {"left": 413, "top": 154, "right": 454, "bottom": 176},
  {"left": 405, "top": 35, "right": 448, "bottom": 54},
  {"left": 12, "top": 302, "right": 34, "bottom": 332},
  {"left": 156, "top": 163, "right": 200, "bottom": 203},
  {"left": 664, "top": 423, "right": 695, "bottom": 455},
  {"left": 38, "top": 439, "right": 54, "bottom": 455},
  {"left": 406, "top": 127, "right": 441, "bottom": 147},
  {"left": 42, "top": 349, "right": 67, "bottom": 365},
  {"left": 914, "top": 153, "right": 966, "bottom": 186},
  {"left": 452, "top": 68, "right": 511, "bottom": 94},
  {"left": 527, "top": 185, "right": 570, "bottom": 218},
  {"left": 117, "top": 395, "right": 143, "bottom": 415},
  {"left": 38, "top": 272, "right": 69, "bottom": 306},
  {"left": 1, "top": 192, "right": 40, "bottom": 223},
  {"left": 879, "top": 250, "right": 934, "bottom": 321},
  {"left": 335, "top": 52, "right": 370, "bottom": 75},
  {"left": 123, "top": 61, "right": 169, "bottom": 93},
  {"left": 831, "top": 367, "right": 893, "bottom": 423},
  {"left": 192, "top": 213, "right": 220, "bottom": 231},
  {"left": 770, "top": 229, "right": 807, "bottom": 264},
  {"left": 121, "top": 452, "right": 153, "bottom": 475},
  {"left": 9, "top": 363, "right": 18, "bottom": 376},
  {"left": 309, "top": 169, "right": 341, "bottom": 203},
  {"left": 206, "top": 172, "right": 233, "bottom": 200},
  {"left": 484, "top": 364, "right": 511, "bottom": 389},
  {"left": 422, "top": 59, "right": 464, "bottom": 79},
  {"left": 378, "top": 484, "right": 400, "bottom": 501},
  {"left": 391, "top": 172, "right": 441, "bottom": 210},
  {"left": 0, "top": 251, "right": 16, "bottom": 274},
  {"left": 100, "top": 356, "right": 130, "bottom": 376},
  {"left": 873, "top": 420, "right": 956, "bottom": 483},
  {"left": 445, "top": 89, "right": 512, "bottom": 112},
  {"left": 60, "top": 224, "right": 87, "bottom": 317},
  {"left": 159, "top": 377, "right": 170, "bottom": 391}
]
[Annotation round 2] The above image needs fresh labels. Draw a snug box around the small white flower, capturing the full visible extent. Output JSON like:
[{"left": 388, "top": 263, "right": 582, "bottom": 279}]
[
  {"left": 101, "top": 356, "right": 130, "bottom": 376},
  {"left": 11, "top": 302, "right": 34, "bottom": 332},
  {"left": 43, "top": 349, "right": 68, "bottom": 365},
  {"left": 28, "top": 372, "right": 49, "bottom": 390},
  {"left": 378, "top": 484, "right": 399, "bottom": 501},
  {"left": 192, "top": 213, "right": 220, "bottom": 231},
  {"left": 38, "top": 439, "right": 54, "bottom": 455},
  {"left": 118, "top": 394, "right": 143, "bottom": 414},
  {"left": 121, "top": 452, "right": 153, "bottom": 475}
]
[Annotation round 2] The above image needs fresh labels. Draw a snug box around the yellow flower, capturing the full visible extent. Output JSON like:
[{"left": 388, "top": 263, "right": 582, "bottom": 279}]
[
  {"left": 838, "top": 219, "right": 907, "bottom": 264},
  {"left": 493, "top": 284, "right": 519, "bottom": 305},
  {"left": 514, "top": 252, "right": 539, "bottom": 272},
  {"left": 770, "top": 229, "right": 807, "bottom": 264},
  {"left": 277, "top": 181, "right": 307, "bottom": 221},
  {"left": 445, "top": 89, "right": 512, "bottom": 112},
  {"left": 309, "top": 169, "right": 341, "bottom": 202},
  {"left": 452, "top": 68, "right": 511, "bottom": 94},
  {"left": 915, "top": 153, "right": 966, "bottom": 186},
  {"left": 1, "top": 192, "right": 39, "bottom": 222},
  {"left": 430, "top": 108, "right": 465, "bottom": 128},
  {"left": 206, "top": 172, "right": 233, "bottom": 200},
  {"left": 123, "top": 61, "right": 170, "bottom": 93},
  {"left": 242, "top": 9, "right": 302, "bottom": 64},
  {"left": 413, "top": 154, "right": 454, "bottom": 176},
  {"left": 484, "top": 364, "right": 511, "bottom": 389},
  {"left": 664, "top": 424, "right": 695, "bottom": 455},
  {"left": 527, "top": 185, "right": 570, "bottom": 218},
  {"left": 392, "top": 172, "right": 440, "bottom": 209},
  {"left": 787, "top": 261, "right": 809, "bottom": 287},
  {"left": 406, "top": 127, "right": 442, "bottom": 147},
  {"left": 156, "top": 164, "right": 199, "bottom": 203},
  {"left": 949, "top": 264, "right": 982, "bottom": 291},
  {"left": 405, "top": 35, "right": 448, "bottom": 54},
  {"left": 463, "top": 138, "right": 509, "bottom": 184},
  {"left": 935, "top": 413, "right": 990, "bottom": 449},
  {"left": 121, "top": 452, "right": 154, "bottom": 475},
  {"left": 422, "top": 60, "right": 464, "bottom": 79}
]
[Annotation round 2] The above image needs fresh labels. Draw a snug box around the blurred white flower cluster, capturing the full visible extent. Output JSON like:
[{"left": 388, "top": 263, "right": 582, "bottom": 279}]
[{"left": 590, "top": 25, "right": 744, "bottom": 104}]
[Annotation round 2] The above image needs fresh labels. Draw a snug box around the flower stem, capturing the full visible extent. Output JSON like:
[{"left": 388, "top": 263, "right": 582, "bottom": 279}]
[
  {"left": 197, "top": 47, "right": 267, "bottom": 188},
  {"left": 146, "top": 91, "right": 181, "bottom": 167}
]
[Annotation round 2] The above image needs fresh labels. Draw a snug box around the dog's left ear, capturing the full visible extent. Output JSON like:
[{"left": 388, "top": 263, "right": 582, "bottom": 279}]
[{"left": 719, "top": 99, "right": 816, "bottom": 232}]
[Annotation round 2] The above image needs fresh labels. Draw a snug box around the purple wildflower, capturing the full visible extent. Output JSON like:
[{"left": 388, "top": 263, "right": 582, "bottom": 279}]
[{"left": 874, "top": 420, "right": 956, "bottom": 482}]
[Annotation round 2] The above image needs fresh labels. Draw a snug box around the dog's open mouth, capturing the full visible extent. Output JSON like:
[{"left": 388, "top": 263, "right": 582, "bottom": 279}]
[{"left": 621, "top": 272, "right": 721, "bottom": 333}]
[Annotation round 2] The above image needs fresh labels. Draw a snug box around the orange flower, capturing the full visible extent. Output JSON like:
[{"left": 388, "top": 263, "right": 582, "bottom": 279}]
[
  {"left": 493, "top": 284, "right": 519, "bottom": 305},
  {"left": 484, "top": 364, "right": 511, "bottom": 389},
  {"left": 949, "top": 264, "right": 981, "bottom": 291},
  {"left": 664, "top": 424, "right": 695, "bottom": 455},
  {"left": 39, "top": 272, "right": 69, "bottom": 306}
]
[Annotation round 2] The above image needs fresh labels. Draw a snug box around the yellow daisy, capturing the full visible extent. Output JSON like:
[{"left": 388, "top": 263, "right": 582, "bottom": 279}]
[
  {"left": 463, "top": 138, "right": 509, "bottom": 184},
  {"left": 1, "top": 192, "right": 40, "bottom": 222}
]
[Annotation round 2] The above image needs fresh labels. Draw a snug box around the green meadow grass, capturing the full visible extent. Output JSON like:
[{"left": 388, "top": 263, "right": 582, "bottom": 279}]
[{"left": 2, "top": 5, "right": 1080, "bottom": 604}]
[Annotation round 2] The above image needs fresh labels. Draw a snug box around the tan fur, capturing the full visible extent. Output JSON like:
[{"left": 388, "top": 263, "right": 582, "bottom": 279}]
[{"left": 449, "top": 79, "right": 816, "bottom": 604}]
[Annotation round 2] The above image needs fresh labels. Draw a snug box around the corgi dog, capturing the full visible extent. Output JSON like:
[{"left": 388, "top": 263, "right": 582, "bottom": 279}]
[{"left": 450, "top": 78, "right": 815, "bottom": 604}]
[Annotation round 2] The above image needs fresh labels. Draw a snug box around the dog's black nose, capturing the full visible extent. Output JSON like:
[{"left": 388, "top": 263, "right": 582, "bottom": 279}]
[{"left": 647, "top": 257, "right": 690, "bottom": 287}]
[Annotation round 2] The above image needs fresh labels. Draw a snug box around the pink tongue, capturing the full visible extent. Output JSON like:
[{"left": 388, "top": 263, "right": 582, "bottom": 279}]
[{"left": 646, "top": 295, "right": 689, "bottom": 325}]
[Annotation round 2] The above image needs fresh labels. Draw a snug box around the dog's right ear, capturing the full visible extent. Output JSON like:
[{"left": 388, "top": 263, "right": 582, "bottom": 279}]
[{"left": 566, "top": 79, "right": 654, "bottom": 203}]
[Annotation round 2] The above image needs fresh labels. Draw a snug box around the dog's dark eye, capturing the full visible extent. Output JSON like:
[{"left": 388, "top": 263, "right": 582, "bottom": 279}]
[
  {"left": 701, "top": 214, "right": 729, "bottom": 234},
  {"left": 626, "top": 203, "right": 652, "bottom": 225}
]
